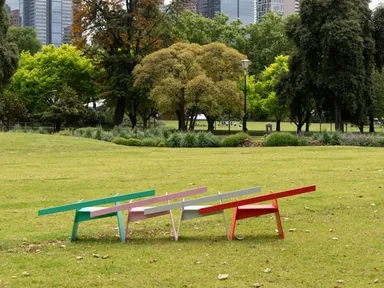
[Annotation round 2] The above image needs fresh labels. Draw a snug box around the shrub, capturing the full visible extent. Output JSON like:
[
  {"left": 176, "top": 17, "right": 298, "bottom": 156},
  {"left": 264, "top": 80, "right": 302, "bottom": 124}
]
[
  {"left": 112, "top": 137, "right": 129, "bottom": 145},
  {"left": 319, "top": 131, "right": 331, "bottom": 145},
  {"left": 297, "top": 136, "right": 309, "bottom": 146},
  {"left": 166, "top": 133, "right": 182, "bottom": 147},
  {"left": 125, "top": 138, "right": 142, "bottom": 146},
  {"left": 221, "top": 132, "right": 250, "bottom": 147},
  {"left": 94, "top": 127, "right": 103, "bottom": 140},
  {"left": 11, "top": 124, "right": 24, "bottom": 132},
  {"left": 142, "top": 137, "right": 164, "bottom": 147},
  {"left": 101, "top": 131, "right": 115, "bottom": 142},
  {"left": 57, "top": 129, "right": 73, "bottom": 136},
  {"left": 330, "top": 132, "right": 342, "bottom": 145},
  {"left": 264, "top": 132, "right": 299, "bottom": 147},
  {"left": 342, "top": 134, "right": 377, "bottom": 147},
  {"left": 196, "top": 132, "right": 220, "bottom": 147},
  {"left": 181, "top": 132, "right": 198, "bottom": 147},
  {"left": 83, "top": 127, "right": 93, "bottom": 138}
]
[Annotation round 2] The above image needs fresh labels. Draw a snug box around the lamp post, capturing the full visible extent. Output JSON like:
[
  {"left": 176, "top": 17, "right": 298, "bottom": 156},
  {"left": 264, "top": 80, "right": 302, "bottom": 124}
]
[{"left": 241, "top": 59, "right": 250, "bottom": 132}]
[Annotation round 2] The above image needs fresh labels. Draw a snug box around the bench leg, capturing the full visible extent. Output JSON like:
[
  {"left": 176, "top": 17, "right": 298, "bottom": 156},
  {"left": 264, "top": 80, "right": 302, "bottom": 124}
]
[
  {"left": 222, "top": 211, "right": 229, "bottom": 240},
  {"left": 116, "top": 211, "right": 125, "bottom": 243},
  {"left": 229, "top": 207, "right": 238, "bottom": 240},
  {"left": 177, "top": 209, "right": 184, "bottom": 241},
  {"left": 71, "top": 211, "right": 80, "bottom": 241},
  {"left": 169, "top": 210, "right": 178, "bottom": 241},
  {"left": 274, "top": 209, "right": 284, "bottom": 238},
  {"left": 125, "top": 211, "right": 131, "bottom": 241}
]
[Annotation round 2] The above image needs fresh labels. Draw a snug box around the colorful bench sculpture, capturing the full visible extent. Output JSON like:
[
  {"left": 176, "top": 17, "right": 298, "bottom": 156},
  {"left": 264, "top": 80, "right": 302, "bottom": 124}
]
[
  {"left": 38, "top": 189, "right": 155, "bottom": 242},
  {"left": 199, "top": 185, "right": 316, "bottom": 239},
  {"left": 144, "top": 186, "right": 262, "bottom": 240},
  {"left": 90, "top": 187, "right": 208, "bottom": 241}
]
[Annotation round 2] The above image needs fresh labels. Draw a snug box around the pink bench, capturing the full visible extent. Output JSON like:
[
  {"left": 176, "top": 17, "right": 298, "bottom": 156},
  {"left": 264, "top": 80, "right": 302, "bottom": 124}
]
[{"left": 90, "top": 187, "right": 207, "bottom": 241}]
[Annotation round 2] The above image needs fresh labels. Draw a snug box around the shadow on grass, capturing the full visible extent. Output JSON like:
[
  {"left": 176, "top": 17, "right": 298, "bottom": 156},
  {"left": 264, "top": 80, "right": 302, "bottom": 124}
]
[{"left": 70, "top": 233, "right": 282, "bottom": 245}]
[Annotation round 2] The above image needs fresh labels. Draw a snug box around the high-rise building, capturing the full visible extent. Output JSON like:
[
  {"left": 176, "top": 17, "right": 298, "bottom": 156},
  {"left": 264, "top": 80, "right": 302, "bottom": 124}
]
[
  {"left": 256, "top": 0, "right": 299, "bottom": 23},
  {"left": 197, "top": 0, "right": 255, "bottom": 25},
  {"left": 19, "top": 0, "right": 73, "bottom": 45},
  {"left": 10, "top": 9, "right": 21, "bottom": 26}
]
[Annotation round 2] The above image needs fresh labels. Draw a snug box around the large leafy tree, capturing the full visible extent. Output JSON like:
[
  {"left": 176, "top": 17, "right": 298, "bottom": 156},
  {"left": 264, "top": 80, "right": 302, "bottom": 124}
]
[
  {"left": 290, "top": 0, "right": 375, "bottom": 132},
  {"left": 0, "top": 0, "right": 18, "bottom": 93},
  {"left": 0, "top": 91, "right": 28, "bottom": 129},
  {"left": 251, "top": 55, "right": 289, "bottom": 131},
  {"left": 134, "top": 42, "right": 245, "bottom": 131},
  {"left": 73, "top": 0, "right": 169, "bottom": 127},
  {"left": 8, "top": 45, "right": 97, "bottom": 125},
  {"left": 7, "top": 27, "right": 42, "bottom": 55},
  {"left": 245, "top": 12, "right": 293, "bottom": 76}
]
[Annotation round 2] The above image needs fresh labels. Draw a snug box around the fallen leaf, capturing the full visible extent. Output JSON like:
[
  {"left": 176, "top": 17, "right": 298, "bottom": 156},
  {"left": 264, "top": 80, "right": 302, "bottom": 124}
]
[
  {"left": 60, "top": 245, "right": 66, "bottom": 249},
  {"left": 329, "top": 228, "right": 334, "bottom": 232},
  {"left": 92, "top": 253, "right": 100, "bottom": 258},
  {"left": 218, "top": 274, "right": 228, "bottom": 280},
  {"left": 149, "top": 259, "right": 157, "bottom": 263},
  {"left": 253, "top": 283, "right": 263, "bottom": 288},
  {"left": 371, "top": 203, "right": 376, "bottom": 206},
  {"left": 11, "top": 276, "right": 17, "bottom": 279},
  {"left": 194, "top": 260, "right": 201, "bottom": 264},
  {"left": 288, "top": 228, "right": 296, "bottom": 232},
  {"left": 374, "top": 279, "right": 379, "bottom": 283},
  {"left": 264, "top": 268, "right": 272, "bottom": 273},
  {"left": 333, "top": 237, "right": 338, "bottom": 240},
  {"left": 22, "top": 271, "right": 30, "bottom": 277},
  {"left": 305, "top": 230, "right": 311, "bottom": 233},
  {"left": 337, "top": 280, "right": 344, "bottom": 284},
  {"left": 236, "top": 236, "right": 245, "bottom": 240},
  {"left": 77, "top": 256, "right": 83, "bottom": 260},
  {"left": 102, "top": 255, "right": 109, "bottom": 259}
]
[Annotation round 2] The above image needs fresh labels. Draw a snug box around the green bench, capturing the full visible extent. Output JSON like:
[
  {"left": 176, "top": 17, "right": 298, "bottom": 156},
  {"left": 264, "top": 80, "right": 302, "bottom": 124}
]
[{"left": 38, "top": 189, "right": 155, "bottom": 242}]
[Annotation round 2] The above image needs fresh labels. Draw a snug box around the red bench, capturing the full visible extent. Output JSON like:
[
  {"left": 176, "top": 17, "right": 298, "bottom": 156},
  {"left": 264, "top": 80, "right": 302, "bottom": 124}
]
[{"left": 199, "top": 185, "right": 316, "bottom": 239}]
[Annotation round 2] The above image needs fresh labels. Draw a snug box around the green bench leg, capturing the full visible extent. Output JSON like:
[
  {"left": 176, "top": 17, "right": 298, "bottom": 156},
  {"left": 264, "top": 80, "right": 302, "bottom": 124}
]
[
  {"left": 71, "top": 211, "right": 80, "bottom": 241},
  {"left": 115, "top": 201, "right": 125, "bottom": 243}
]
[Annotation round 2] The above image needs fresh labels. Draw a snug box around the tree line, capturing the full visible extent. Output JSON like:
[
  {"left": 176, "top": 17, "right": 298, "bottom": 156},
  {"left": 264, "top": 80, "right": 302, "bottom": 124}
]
[{"left": 1, "top": 0, "right": 384, "bottom": 132}]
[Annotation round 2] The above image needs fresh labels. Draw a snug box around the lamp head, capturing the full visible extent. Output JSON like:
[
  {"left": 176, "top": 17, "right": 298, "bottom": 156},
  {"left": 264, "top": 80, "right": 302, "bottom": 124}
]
[{"left": 241, "top": 59, "right": 250, "bottom": 71}]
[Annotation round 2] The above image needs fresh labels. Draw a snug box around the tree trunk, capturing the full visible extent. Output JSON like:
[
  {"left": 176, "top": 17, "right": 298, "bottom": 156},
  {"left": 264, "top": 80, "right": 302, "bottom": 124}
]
[
  {"left": 369, "top": 114, "right": 375, "bottom": 133},
  {"left": 114, "top": 96, "right": 126, "bottom": 126},
  {"left": 129, "top": 114, "right": 137, "bottom": 129},
  {"left": 55, "top": 119, "right": 61, "bottom": 132},
  {"left": 276, "top": 120, "right": 281, "bottom": 132},
  {"left": 358, "top": 124, "right": 364, "bottom": 134},
  {"left": 334, "top": 100, "right": 344, "bottom": 132},
  {"left": 206, "top": 116, "right": 216, "bottom": 132},
  {"left": 305, "top": 112, "right": 311, "bottom": 132}
]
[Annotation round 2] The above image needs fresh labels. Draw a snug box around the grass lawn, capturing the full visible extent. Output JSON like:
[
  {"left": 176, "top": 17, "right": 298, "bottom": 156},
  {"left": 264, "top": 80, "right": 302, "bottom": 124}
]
[
  {"left": 162, "top": 120, "right": 384, "bottom": 134},
  {"left": 0, "top": 133, "right": 383, "bottom": 287}
]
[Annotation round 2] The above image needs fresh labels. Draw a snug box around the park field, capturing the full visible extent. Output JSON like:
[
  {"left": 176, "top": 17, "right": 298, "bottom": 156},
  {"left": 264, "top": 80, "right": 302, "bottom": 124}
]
[{"left": 0, "top": 133, "right": 383, "bottom": 287}]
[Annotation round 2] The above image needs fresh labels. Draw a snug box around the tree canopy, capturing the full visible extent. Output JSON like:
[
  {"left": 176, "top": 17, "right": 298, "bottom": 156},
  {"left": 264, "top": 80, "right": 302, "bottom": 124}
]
[
  {"left": 133, "top": 42, "right": 245, "bottom": 131},
  {"left": 0, "top": 0, "right": 19, "bottom": 92},
  {"left": 7, "top": 27, "right": 42, "bottom": 55}
]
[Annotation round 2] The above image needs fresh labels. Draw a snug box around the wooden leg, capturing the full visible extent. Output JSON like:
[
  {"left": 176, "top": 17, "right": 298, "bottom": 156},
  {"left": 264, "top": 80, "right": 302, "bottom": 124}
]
[
  {"left": 229, "top": 207, "right": 238, "bottom": 240},
  {"left": 71, "top": 211, "right": 80, "bottom": 242},
  {"left": 169, "top": 210, "right": 178, "bottom": 241},
  {"left": 274, "top": 209, "right": 284, "bottom": 238},
  {"left": 177, "top": 209, "right": 184, "bottom": 241},
  {"left": 124, "top": 211, "right": 131, "bottom": 241},
  {"left": 116, "top": 211, "right": 125, "bottom": 243}
]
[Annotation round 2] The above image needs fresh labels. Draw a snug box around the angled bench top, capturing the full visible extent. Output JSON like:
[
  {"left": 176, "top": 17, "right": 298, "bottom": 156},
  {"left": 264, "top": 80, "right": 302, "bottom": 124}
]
[
  {"left": 199, "top": 185, "right": 316, "bottom": 215},
  {"left": 38, "top": 189, "right": 155, "bottom": 216},
  {"left": 90, "top": 186, "right": 208, "bottom": 218},
  {"left": 143, "top": 186, "right": 262, "bottom": 215}
]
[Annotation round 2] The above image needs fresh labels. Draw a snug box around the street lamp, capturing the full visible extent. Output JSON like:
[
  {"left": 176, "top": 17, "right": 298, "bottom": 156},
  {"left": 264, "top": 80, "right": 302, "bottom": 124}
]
[{"left": 241, "top": 59, "right": 250, "bottom": 132}]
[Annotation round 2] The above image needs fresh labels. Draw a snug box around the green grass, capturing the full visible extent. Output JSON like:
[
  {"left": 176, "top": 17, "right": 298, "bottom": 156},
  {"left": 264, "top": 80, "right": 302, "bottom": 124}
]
[
  {"left": 0, "top": 133, "right": 383, "bottom": 287},
  {"left": 162, "top": 120, "right": 384, "bottom": 133}
]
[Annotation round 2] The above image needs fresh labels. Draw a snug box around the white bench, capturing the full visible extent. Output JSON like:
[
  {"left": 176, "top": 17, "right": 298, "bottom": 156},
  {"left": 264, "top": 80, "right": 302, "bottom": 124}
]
[{"left": 144, "top": 186, "right": 262, "bottom": 240}]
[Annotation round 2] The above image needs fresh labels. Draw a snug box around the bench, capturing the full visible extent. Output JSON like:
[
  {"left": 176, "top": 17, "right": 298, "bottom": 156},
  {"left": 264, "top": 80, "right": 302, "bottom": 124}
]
[
  {"left": 38, "top": 189, "right": 155, "bottom": 242},
  {"left": 90, "top": 187, "right": 208, "bottom": 241},
  {"left": 144, "top": 186, "right": 262, "bottom": 240},
  {"left": 199, "top": 185, "right": 316, "bottom": 239}
]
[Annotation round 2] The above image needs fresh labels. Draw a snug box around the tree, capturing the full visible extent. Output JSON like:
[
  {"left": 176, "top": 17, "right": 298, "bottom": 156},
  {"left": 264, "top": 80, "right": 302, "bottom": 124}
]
[
  {"left": 292, "top": 0, "right": 374, "bottom": 132},
  {"left": 7, "top": 27, "right": 42, "bottom": 55},
  {"left": 8, "top": 45, "right": 97, "bottom": 119},
  {"left": 246, "top": 12, "right": 293, "bottom": 76},
  {"left": 251, "top": 55, "right": 289, "bottom": 131},
  {"left": 372, "top": 69, "right": 384, "bottom": 119},
  {"left": 134, "top": 42, "right": 245, "bottom": 131},
  {"left": 41, "top": 84, "right": 86, "bottom": 132},
  {"left": 73, "top": 0, "right": 169, "bottom": 127},
  {"left": 0, "top": 0, "right": 19, "bottom": 92},
  {"left": 0, "top": 91, "right": 28, "bottom": 129}
]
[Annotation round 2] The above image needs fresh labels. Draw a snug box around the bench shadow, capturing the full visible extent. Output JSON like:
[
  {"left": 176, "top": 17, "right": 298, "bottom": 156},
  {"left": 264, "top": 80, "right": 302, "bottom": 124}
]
[{"left": 70, "top": 233, "right": 282, "bottom": 245}]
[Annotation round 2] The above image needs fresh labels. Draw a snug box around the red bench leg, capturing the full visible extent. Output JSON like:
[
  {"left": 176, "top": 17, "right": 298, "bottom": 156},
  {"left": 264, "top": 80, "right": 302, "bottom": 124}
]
[
  {"left": 273, "top": 199, "right": 284, "bottom": 238},
  {"left": 229, "top": 207, "right": 238, "bottom": 240}
]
